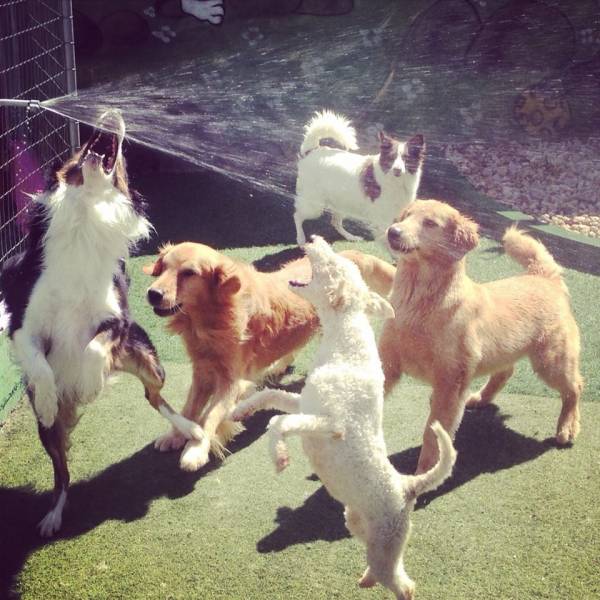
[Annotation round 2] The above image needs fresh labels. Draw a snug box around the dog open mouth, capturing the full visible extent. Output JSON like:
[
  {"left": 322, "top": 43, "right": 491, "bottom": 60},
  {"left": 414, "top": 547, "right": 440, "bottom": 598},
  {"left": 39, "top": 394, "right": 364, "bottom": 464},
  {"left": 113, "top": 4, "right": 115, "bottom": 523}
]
[
  {"left": 153, "top": 304, "right": 182, "bottom": 317},
  {"left": 80, "top": 129, "right": 119, "bottom": 174}
]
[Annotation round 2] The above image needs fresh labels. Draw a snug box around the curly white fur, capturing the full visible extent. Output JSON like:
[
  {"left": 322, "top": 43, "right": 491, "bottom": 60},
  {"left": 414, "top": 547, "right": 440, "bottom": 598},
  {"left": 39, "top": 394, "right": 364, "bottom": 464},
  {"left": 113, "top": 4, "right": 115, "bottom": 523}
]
[{"left": 233, "top": 237, "right": 456, "bottom": 600}]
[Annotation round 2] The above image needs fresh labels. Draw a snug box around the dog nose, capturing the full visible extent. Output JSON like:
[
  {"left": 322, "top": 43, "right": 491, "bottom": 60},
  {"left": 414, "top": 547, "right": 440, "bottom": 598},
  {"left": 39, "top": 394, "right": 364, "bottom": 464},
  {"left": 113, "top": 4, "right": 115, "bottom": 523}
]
[
  {"left": 147, "top": 288, "right": 164, "bottom": 306},
  {"left": 387, "top": 226, "right": 403, "bottom": 244}
]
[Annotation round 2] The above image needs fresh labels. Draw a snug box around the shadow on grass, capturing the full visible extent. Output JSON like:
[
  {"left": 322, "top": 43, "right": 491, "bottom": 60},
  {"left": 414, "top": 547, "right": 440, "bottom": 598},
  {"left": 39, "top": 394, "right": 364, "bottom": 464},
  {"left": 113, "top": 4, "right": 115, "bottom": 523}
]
[
  {"left": 0, "top": 409, "right": 273, "bottom": 600},
  {"left": 253, "top": 246, "right": 305, "bottom": 272},
  {"left": 132, "top": 151, "right": 600, "bottom": 277},
  {"left": 133, "top": 170, "right": 343, "bottom": 254},
  {"left": 256, "top": 404, "right": 556, "bottom": 554}
]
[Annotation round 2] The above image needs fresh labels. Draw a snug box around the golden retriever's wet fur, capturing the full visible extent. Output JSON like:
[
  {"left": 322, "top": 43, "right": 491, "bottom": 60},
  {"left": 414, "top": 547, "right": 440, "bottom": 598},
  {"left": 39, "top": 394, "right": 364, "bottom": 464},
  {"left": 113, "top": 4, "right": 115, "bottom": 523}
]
[
  {"left": 351, "top": 200, "right": 582, "bottom": 474},
  {"left": 144, "top": 242, "right": 318, "bottom": 471}
]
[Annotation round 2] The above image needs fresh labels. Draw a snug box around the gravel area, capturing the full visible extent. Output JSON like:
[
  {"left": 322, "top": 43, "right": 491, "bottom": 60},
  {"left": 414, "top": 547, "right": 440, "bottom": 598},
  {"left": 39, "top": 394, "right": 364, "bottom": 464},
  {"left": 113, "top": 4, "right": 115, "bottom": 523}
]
[{"left": 445, "top": 138, "right": 600, "bottom": 239}]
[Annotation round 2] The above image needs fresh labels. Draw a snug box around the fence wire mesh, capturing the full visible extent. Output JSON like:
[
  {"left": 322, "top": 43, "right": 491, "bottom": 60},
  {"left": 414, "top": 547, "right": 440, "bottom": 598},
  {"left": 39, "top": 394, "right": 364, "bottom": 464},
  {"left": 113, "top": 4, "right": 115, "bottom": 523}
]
[{"left": 0, "top": 0, "right": 77, "bottom": 266}]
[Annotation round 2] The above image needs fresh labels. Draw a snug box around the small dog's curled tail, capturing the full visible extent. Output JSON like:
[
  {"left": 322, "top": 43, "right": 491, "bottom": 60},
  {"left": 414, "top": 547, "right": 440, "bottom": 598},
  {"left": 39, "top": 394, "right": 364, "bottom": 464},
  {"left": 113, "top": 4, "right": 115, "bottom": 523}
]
[
  {"left": 407, "top": 422, "right": 457, "bottom": 499},
  {"left": 503, "top": 226, "right": 563, "bottom": 281},
  {"left": 300, "top": 110, "right": 359, "bottom": 157}
]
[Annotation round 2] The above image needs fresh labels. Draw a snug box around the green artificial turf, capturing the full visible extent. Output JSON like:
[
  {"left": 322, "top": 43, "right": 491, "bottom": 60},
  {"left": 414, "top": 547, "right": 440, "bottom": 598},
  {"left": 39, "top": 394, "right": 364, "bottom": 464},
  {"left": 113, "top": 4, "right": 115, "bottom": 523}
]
[
  {"left": 0, "top": 339, "right": 20, "bottom": 421},
  {"left": 1, "top": 363, "right": 598, "bottom": 600},
  {"left": 2, "top": 0, "right": 600, "bottom": 594},
  {"left": 1, "top": 237, "right": 599, "bottom": 600}
]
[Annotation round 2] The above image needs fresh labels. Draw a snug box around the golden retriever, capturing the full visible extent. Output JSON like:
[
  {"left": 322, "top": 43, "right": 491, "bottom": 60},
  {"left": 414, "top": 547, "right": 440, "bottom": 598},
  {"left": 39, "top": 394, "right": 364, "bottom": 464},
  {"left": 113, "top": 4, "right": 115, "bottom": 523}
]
[
  {"left": 351, "top": 199, "right": 583, "bottom": 474},
  {"left": 143, "top": 242, "right": 318, "bottom": 471}
]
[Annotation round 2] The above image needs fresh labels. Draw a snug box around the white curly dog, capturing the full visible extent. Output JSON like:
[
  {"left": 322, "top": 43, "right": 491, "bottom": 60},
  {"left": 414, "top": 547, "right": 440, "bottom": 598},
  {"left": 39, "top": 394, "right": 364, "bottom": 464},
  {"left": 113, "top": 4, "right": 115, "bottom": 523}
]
[{"left": 232, "top": 236, "right": 456, "bottom": 600}]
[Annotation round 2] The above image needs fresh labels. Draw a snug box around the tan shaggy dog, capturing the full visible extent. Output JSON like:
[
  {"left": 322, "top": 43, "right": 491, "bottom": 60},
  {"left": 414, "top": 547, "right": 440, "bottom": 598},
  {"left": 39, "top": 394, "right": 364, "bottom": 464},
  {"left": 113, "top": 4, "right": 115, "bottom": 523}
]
[
  {"left": 143, "top": 242, "right": 318, "bottom": 471},
  {"left": 350, "top": 199, "right": 583, "bottom": 474}
]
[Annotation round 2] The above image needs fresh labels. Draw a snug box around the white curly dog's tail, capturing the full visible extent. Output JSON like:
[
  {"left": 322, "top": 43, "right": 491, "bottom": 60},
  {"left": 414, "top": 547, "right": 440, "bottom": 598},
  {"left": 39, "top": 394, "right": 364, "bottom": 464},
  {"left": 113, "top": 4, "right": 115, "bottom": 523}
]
[
  {"left": 407, "top": 421, "right": 457, "bottom": 499},
  {"left": 300, "top": 110, "right": 358, "bottom": 157}
]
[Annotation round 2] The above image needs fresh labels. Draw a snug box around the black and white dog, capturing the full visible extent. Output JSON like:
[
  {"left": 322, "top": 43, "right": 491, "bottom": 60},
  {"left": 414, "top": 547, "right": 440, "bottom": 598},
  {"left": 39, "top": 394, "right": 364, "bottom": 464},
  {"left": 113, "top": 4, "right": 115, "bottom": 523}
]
[{"left": 0, "top": 110, "right": 202, "bottom": 536}]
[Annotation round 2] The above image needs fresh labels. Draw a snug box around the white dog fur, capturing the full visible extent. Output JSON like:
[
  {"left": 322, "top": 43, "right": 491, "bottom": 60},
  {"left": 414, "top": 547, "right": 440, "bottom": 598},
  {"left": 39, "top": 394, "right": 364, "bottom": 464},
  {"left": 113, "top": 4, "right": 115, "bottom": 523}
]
[
  {"left": 294, "top": 110, "right": 425, "bottom": 245},
  {"left": 4, "top": 111, "right": 202, "bottom": 535},
  {"left": 11, "top": 114, "right": 149, "bottom": 429},
  {"left": 233, "top": 236, "right": 456, "bottom": 600}
]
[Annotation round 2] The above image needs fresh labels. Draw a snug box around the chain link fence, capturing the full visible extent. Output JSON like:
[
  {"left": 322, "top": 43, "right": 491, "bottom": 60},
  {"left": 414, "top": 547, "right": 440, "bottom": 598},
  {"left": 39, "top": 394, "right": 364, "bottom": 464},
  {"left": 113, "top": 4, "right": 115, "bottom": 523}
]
[
  {"left": 0, "top": 0, "right": 78, "bottom": 418},
  {"left": 0, "top": 0, "right": 78, "bottom": 266}
]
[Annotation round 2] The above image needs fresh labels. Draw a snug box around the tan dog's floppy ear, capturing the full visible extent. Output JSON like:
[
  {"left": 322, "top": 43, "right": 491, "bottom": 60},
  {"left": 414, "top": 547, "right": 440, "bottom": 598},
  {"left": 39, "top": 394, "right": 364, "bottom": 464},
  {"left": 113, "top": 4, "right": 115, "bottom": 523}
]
[
  {"left": 143, "top": 243, "right": 172, "bottom": 276},
  {"left": 211, "top": 265, "right": 241, "bottom": 296},
  {"left": 365, "top": 291, "right": 394, "bottom": 319},
  {"left": 143, "top": 256, "right": 164, "bottom": 276},
  {"left": 451, "top": 214, "right": 479, "bottom": 256}
]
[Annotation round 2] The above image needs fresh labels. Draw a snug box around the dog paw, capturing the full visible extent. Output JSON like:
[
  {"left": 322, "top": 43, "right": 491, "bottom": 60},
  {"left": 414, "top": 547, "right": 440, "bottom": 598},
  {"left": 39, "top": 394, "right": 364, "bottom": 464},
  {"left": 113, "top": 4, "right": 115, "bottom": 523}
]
[
  {"left": 275, "top": 454, "right": 290, "bottom": 473},
  {"left": 358, "top": 568, "right": 376, "bottom": 588},
  {"left": 179, "top": 439, "right": 210, "bottom": 471},
  {"left": 38, "top": 490, "right": 67, "bottom": 537},
  {"left": 33, "top": 378, "right": 58, "bottom": 428},
  {"left": 556, "top": 419, "right": 580, "bottom": 446},
  {"left": 166, "top": 412, "right": 205, "bottom": 441},
  {"left": 555, "top": 432, "right": 574, "bottom": 446},
  {"left": 154, "top": 428, "right": 187, "bottom": 452},
  {"left": 465, "top": 391, "right": 482, "bottom": 408},
  {"left": 38, "top": 509, "right": 62, "bottom": 537},
  {"left": 273, "top": 439, "right": 290, "bottom": 473},
  {"left": 231, "top": 392, "right": 263, "bottom": 421},
  {"left": 231, "top": 403, "right": 253, "bottom": 422}
]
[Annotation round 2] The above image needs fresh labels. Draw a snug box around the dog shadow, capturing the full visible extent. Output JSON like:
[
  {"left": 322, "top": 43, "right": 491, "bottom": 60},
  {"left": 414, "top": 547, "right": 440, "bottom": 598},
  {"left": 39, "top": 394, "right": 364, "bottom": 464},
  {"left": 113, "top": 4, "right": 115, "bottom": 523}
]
[
  {"left": 253, "top": 247, "right": 305, "bottom": 273},
  {"left": 256, "top": 405, "right": 555, "bottom": 554},
  {"left": 0, "top": 411, "right": 272, "bottom": 600}
]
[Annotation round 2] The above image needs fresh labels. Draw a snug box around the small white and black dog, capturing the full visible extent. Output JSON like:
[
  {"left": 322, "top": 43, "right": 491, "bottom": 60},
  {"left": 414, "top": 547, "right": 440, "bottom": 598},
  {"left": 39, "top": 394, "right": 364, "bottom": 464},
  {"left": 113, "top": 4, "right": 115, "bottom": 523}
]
[
  {"left": 0, "top": 110, "right": 202, "bottom": 536},
  {"left": 294, "top": 110, "right": 425, "bottom": 245}
]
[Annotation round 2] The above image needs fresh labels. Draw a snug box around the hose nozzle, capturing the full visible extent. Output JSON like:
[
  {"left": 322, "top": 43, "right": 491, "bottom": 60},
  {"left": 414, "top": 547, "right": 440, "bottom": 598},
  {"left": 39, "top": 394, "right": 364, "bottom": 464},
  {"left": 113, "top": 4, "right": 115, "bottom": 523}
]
[{"left": 0, "top": 98, "right": 43, "bottom": 110}]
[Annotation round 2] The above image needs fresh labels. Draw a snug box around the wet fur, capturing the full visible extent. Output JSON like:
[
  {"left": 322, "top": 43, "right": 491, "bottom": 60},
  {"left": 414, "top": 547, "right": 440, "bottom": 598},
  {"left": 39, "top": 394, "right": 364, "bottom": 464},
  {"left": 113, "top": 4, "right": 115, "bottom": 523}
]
[{"left": 0, "top": 112, "right": 196, "bottom": 536}]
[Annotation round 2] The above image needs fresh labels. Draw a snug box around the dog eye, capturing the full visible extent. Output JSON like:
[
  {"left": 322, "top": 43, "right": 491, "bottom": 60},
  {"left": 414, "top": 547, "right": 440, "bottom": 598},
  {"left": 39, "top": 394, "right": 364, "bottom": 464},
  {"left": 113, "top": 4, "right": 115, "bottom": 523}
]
[
  {"left": 179, "top": 269, "right": 196, "bottom": 278},
  {"left": 423, "top": 218, "right": 438, "bottom": 228}
]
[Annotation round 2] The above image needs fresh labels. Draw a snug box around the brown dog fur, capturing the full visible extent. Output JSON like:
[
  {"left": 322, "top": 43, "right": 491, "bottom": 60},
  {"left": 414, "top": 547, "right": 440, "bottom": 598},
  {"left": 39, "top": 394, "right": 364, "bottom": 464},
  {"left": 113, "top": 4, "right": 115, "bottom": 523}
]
[
  {"left": 351, "top": 200, "right": 582, "bottom": 474},
  {"left": 144, "top": 242, "right": 318, "bottom": 471}
]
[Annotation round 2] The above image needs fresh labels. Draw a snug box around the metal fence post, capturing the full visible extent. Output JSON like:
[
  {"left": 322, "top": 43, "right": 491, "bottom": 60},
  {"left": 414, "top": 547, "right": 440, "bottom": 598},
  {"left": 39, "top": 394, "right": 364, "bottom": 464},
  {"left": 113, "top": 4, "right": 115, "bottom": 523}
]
[{"left": 62, "top": 0, "right": 79, "bottom": 151}]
